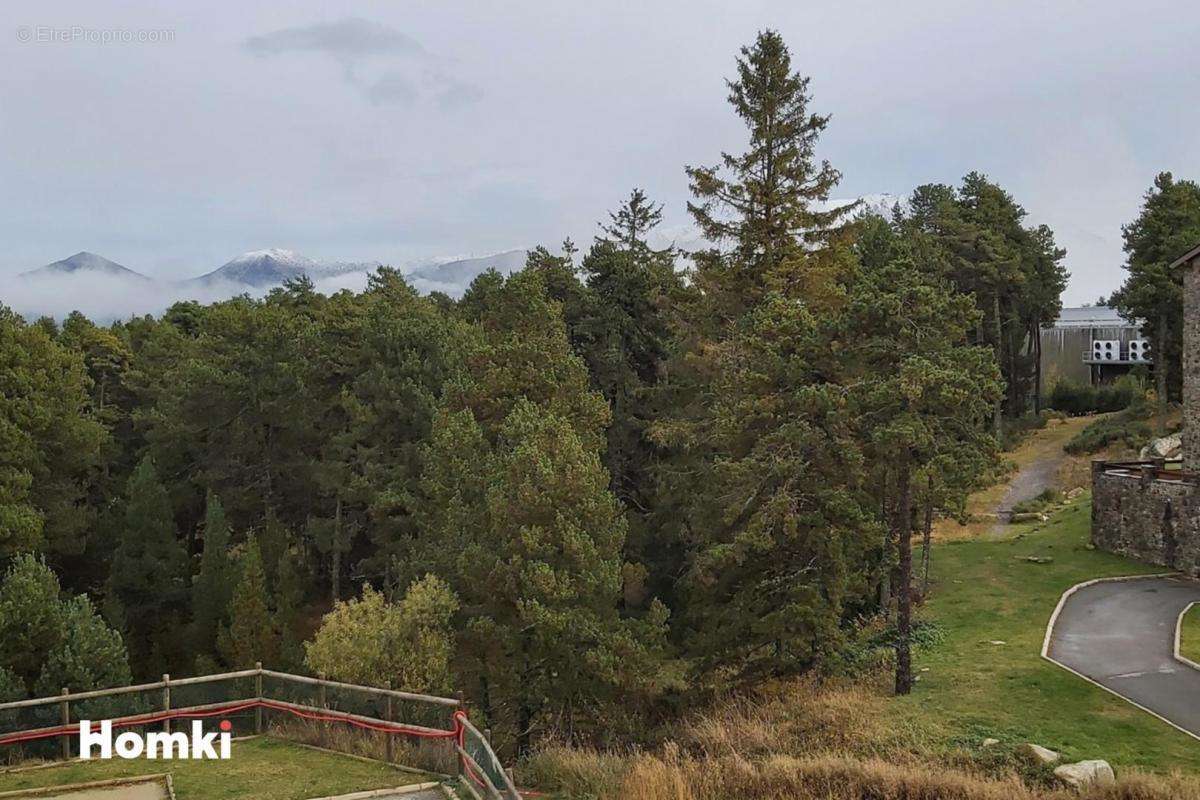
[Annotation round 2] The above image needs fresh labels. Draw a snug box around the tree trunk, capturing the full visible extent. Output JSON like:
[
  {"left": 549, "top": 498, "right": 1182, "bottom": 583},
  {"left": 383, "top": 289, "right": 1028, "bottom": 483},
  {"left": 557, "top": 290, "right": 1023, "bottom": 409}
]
[
  {"left": 992, "top": 292, "right": 1004, "bottom": 440},
  {"left": 879, "top": 469, "right": 892, "bottom": 617},
  {"left": 1157, "top": 314, "right": 1168, "bottom": 435},
  {"left": 895, "top": 456, "right": 914, "bottom": 696},
  {"left": 331, "top": 497, "right": 342, "bottom": 602},
  {"left": 921, "top": 474, "right": 934, "bottom": 592},
  {"left": 1032, "top": 317, "right": 1042, "bottom": 415}
]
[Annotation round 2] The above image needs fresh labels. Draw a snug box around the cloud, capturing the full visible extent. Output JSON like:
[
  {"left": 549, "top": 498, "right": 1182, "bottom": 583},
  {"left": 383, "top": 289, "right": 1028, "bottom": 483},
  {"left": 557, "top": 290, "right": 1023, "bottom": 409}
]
[
  {"left": 366, "top": 72, "right": 418, "bottom": 106},
  {"left": 4, "top": 271, "right": 380, "bottom": 324},
  {"left": 244, "top": 18, "right": 424, "bottom": 60},
  {"left": 243, "top": 17, "right": 482, "bottom": 109}
]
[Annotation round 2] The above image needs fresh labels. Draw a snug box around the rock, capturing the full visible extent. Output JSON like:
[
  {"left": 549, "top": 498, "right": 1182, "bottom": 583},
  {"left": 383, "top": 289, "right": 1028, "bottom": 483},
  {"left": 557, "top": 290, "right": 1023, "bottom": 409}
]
[
  {"left": 1016, "top": 555, "right": 1054, "bottom": 564},
  {"left": 982, "top": 737, "right": 1000, "bottom": 747},
  {"left": 1010, "top": 512, "right": 1050, "bottom": 523},
  {"left": 1139, "top": 433, "right": 1182, "bottom": 460},
  {"left": 1017, "top": 743, "right": 1060, "bottom": 765},
  {"left": 1066, "top": 487, "right": 1085, "bottom": 500},
  {"left": 988, "top": 640, "right": 1007, "bottom": 646},
  {"left": 1054, "top": 760, "right": 1115, "bottom": 789}
]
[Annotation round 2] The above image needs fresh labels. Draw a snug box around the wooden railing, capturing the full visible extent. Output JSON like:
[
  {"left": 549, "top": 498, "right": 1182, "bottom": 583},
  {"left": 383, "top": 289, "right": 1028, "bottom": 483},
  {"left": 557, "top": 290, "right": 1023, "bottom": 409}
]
[
  {"left": 0, "top": 665, "right": 520, "bottom": 800},
  {"left": 1094, "top": 458, "right": 1195, "bottom": 483}
]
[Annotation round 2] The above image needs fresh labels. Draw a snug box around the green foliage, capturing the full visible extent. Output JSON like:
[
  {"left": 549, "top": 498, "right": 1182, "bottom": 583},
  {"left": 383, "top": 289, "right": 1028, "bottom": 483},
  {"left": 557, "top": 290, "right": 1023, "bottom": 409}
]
[
  {"left": 34, "top": 594, "right": 132, "bottom": 698},
  {"left": 0, "top": 553, "right": 66, "bottom": 687},
  {"left": 1111, "top": 172, "right": 1200, "bottom": 403},
  {"left": 219, "top": 535, "right": 277, "bottom": 668},
  {"left": 192, "top": 491, "right": 235, "bottom": 654},
  {"left": 0, "top": 554, "right": 130, "bottom": 697},
  {"left": 0, "top": 305, "right": 107, "bottom": 558},
  {"left": 1064, "top": 400, "right": 1154, "bottom": 455},
  {"left": 304, "top": 579, "right": 457, "bottom": 693},
  {"left": 894, "top": 173, "right": 1068, "bottom": 422},
  {"left": 1010, "top": 489, "right": 1063, "bottom": 516},
  {"left": 105, "top": 456, "right": 189, "bottom": 674},
  {"left": 1048, "top": 376, "right": 1145, "bottom": 416}
]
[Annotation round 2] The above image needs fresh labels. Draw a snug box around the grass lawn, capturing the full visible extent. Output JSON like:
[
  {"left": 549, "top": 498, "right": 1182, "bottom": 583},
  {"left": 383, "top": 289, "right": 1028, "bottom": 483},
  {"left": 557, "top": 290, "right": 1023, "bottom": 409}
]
[
  {"left": 1180, "top": 605, "right": 1200, "bottom": 666},
  {"left": 0, "top": 737, "right": 435, "bottom": 800},
  {"left": 901, "top": 495, "right": 1200, "bottom": 773}
]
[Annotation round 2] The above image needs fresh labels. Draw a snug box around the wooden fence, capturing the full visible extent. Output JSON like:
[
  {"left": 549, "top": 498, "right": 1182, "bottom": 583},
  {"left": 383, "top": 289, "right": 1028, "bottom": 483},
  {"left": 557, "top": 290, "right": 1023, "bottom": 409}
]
[{"left": 0, "top": 666, "right": 519, "bottom": 800}]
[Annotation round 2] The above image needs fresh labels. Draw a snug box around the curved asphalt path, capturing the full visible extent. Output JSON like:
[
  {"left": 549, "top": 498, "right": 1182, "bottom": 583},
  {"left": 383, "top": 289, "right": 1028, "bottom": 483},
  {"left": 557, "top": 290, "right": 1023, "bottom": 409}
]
[{"left": 1046, "top": 575, "right": 1200, "bottom": 737}]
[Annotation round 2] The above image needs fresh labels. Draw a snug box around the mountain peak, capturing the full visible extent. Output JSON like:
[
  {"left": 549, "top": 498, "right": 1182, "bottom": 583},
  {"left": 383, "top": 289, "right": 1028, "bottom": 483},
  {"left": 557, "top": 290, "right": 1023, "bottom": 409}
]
[
  {"left": 20, "top": 251, "right": 150, "bottom": 280},
  {"left": 193, "top": 248, "right": 320, "bottom": 287}
]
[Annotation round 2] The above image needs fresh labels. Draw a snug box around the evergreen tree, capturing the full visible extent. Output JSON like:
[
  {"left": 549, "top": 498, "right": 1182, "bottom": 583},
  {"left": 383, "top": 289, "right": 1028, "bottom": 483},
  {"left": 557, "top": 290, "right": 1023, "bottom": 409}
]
[
  {"left": 0, "top": 306, "right": 107, "bottom": 559},
  {"left": 274, "top": 547, "right": 306, "bottom": 670},
  {"left": 191, "top": 491, "right": 235, "bottom": 656},
  {"left": 599, "top": 188, "right": 666, "bottom": 253},
  {"left": 0, "top": 554, "right": 130, "bottom": 698},
  {"left": 1111, "top": 172, "right": 1200, "bottom": 417},
  {"left": 686, "top": 29, "right": 855, "bottom": 321},
  {"left": 219, "top": 536, "right": 277, "bottom": 668},
  {"left": 105, "top": 456, "right": 189, "bottom": 674},
  {"left": 416, "top": 401, "right": 675, "bottom": 752},
  {"left": 655, "top": 30, "right": 868, "bottom": 682},
  {"left": 844, "top": 252, "right": 1001, "bottom": 693}
]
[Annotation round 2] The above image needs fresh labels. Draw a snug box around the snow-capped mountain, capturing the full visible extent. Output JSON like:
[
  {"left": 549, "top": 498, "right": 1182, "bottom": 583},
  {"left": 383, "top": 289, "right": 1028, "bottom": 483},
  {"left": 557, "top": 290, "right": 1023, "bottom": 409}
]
[
  {"left": 405, "top": 249, "right": 528, "bottom": 296},
  {"left": 190, "top": 248, "right": 323, "bottom": 287},
  {"left": 189, "top": 249, "right": 386, "bottom": 287},
  {"left": 19, "top": 251, "right": 151, "bottom": 281}
]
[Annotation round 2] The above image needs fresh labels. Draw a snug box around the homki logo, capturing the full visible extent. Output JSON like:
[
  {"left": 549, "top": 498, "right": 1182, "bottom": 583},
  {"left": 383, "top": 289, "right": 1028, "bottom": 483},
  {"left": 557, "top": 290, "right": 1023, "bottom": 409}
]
[{"left": 78, "top": 720, "right": 233, "bottom": 759}]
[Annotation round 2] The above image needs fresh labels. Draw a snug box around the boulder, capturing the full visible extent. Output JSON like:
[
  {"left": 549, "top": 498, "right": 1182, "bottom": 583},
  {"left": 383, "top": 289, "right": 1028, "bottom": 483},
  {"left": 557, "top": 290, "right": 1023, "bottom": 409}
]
[
  {"left": 1017, "top": 743, "right": 1060, "bottom": 765},
  {"left": 981, "top": 737, "right": 1000, "bottom": 747},
  {"left": 1140, "top": 433, "right": 1182, "bottom": 460},
  {"left": 1053, "top": 759, "right": 1115, "bottom": 789}
]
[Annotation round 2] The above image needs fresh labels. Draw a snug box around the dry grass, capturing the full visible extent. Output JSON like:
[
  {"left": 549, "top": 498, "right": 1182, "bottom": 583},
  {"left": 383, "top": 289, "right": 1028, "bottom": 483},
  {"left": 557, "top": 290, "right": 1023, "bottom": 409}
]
[
  {"left": 616, "top": 751, "right": 1200, "bottom": 800},
  {"left": 522, "top": 676, "right": 1200, "bottom": 799}
]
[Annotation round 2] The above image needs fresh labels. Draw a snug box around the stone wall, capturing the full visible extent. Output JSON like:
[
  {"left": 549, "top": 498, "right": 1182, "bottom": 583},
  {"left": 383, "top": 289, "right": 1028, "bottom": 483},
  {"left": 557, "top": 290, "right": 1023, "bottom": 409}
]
[
  {"left": 1185, "top": 265, "right": 1200, "bottom": 473},
  {"left": 1091, "top": 464, "right": 1200, "bottom": 575}
]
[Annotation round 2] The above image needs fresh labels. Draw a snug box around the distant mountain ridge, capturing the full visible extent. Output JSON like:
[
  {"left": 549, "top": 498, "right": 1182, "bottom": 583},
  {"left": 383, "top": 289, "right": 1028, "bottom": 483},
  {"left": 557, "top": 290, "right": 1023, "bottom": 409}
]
[
  {"left": 187, "top": 248, "right": 385, "bottom": 287},
  {"left": 12, "top": 248, "right": 529, "bottom": 303},
  {"left": 19, "top": 251, "right": 152, "bottom": 281},
  {"left": 405, "top": 250, "right": 528, "bottom": 296}
]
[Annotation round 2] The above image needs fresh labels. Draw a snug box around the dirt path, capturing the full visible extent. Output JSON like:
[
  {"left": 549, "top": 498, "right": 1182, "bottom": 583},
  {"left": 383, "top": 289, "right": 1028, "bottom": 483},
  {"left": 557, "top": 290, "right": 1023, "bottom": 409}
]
[
  {"left": 991, "top": 450, "right": 1067, "bottom": 531},
  {"left": 933, "top": 415, "right": 1096, "bottom": 541}
]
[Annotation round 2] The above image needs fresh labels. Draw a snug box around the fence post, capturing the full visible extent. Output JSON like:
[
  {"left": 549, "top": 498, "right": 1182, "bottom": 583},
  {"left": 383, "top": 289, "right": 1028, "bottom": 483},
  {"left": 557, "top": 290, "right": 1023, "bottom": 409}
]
[
  {"left": 60, "top": 688, "right": 70, "bottom": 760},
  {"left": 384, "top": 680, "right": 393, "bottom": 764},
  {"left": 162, "top": 674, "right": 170, "bottom": 735},
  {"left": 255, "top": 662, "right": 263, "bottom": 735},
  {"left": 454, "top": 691, "right": 465, "bottom": 778},
  {"left": 317, "top": 673, "right": 327, "bottom": 748}
]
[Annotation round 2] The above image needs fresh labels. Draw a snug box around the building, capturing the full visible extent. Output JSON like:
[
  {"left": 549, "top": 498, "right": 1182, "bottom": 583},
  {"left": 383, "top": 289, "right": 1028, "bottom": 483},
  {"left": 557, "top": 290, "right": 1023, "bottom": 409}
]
[
  {"left": 1091, "top": 243, "right": 1200, "bottom": 572},
  {"left": 1039, "top": 306, "right": 1151, "bottom": 389}
]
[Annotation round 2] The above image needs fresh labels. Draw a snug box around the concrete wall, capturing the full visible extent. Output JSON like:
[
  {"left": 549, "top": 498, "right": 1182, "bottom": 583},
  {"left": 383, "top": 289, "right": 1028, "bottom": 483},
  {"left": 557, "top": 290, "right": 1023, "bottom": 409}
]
[
  {"left": 1185, "top": 265, "right": 1200, "bottom": 473},
  {"left": 1092, "top": 466, "right": 1200, "bottom": 575}
]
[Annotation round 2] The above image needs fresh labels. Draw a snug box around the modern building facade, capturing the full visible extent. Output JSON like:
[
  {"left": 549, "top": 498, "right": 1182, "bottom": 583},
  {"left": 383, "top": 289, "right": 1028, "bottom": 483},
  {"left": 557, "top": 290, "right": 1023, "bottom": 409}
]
[{"left": 1039, "top": 306, "right": 1151, "bottom": 389}]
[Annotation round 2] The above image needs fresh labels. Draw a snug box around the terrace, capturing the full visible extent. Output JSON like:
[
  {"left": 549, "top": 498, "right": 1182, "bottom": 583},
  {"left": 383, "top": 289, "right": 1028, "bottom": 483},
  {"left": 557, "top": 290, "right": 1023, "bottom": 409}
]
[{"left": 0, "top": 668, "right": 518, "bottom": 800}]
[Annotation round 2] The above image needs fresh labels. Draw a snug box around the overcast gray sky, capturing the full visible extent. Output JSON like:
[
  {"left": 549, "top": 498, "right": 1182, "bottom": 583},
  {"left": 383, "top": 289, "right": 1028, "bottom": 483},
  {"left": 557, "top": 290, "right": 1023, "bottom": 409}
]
[{"left": 2, "top": 0, "right": 1198, "bottom": 304}]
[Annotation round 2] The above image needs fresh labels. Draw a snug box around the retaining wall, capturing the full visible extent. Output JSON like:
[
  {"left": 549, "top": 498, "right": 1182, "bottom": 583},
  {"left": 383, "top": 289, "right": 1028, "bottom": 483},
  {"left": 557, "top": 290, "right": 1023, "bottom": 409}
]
[{"left": 1091, "top": 463, "right": 1200, "bottom": 575}]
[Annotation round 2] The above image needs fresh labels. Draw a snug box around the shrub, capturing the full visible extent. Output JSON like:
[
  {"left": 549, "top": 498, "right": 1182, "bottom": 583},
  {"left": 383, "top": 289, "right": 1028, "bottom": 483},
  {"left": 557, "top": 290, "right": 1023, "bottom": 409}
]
[
  {"left": 1000, "top": 412, "right": 1050, "bottom": 451},
  {"left": 1010, "top": 489, "right": 1062, "bottom": 515},
  {"left": 1049, "top": 374, "right": 1146, "bottom": 416},
  {"left": 304, "top": 576, "right": 458, "bottom": 693},
  {"left": 1064, "top": 399, "right": 1154, "bottom": 455}
]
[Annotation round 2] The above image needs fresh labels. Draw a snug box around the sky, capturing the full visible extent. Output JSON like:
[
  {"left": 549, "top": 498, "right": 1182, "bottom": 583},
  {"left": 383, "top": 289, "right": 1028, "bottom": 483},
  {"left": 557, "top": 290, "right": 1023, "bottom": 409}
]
[{"left": 1, "top": 0, "right": 1198, "bottom": 305}]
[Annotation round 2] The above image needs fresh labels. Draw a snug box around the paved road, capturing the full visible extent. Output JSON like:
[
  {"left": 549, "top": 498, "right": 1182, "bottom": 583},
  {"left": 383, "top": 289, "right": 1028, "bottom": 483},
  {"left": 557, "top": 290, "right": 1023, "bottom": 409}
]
[{"left": 1046, "top": 575, "right": 1200, "bottom": 737}]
